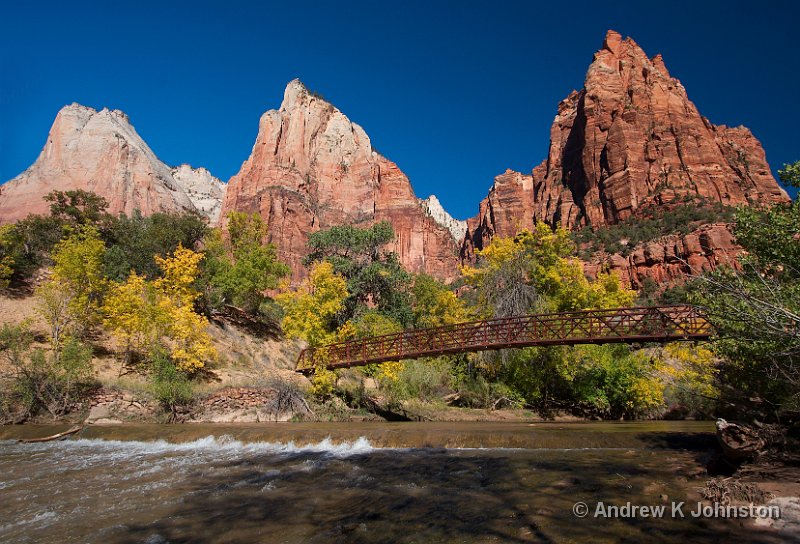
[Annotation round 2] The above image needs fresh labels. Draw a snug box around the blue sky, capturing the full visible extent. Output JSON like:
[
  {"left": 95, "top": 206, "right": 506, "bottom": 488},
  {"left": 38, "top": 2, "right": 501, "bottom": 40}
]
[{"left": 1, "top": 1, "right": 797, "bottom": 219}]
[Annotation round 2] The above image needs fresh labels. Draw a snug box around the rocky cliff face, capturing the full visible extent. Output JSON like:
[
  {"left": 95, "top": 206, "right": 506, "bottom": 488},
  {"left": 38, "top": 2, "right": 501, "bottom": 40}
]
[
  {"left": 463, "top": 30, "right": 789, "bottom": 284},
  {"left": 221, "top": 80, "right": 460, "bottom": 280},
  {"left": 462, "top": 169, "right": 536, "bottom": 261},
  {"left": 0, "top": 104, "right": 223, "bottom": 224},
  {"left": 420, "top": 195, "right": 467, "bottom": 241},
  {"left": 584, "top": 223, "right": 740, "bottom": 287},
  {"left": 2, "top": 33, "right": 788, "bottom": 288},
  {"left": 171, "top": 164, "right": 225, "bottom": 224}
]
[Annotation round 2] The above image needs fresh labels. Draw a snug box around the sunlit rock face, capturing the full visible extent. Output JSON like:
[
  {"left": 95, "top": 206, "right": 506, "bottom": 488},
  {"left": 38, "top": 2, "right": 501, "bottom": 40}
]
[
  {"left": 171, "top": 164, "right": 225, "bottom": 225},
  {"left": 2, "top": 31, "right": 789, "bottom": 288},
  {"left": 420, "top": 195, "right": 467, "bottom": 242},
  {"left": 463, "top": 30, "right": 789, "bottom": 285},
  {"left": 583, "top": 223, "right": 742, "bottom": 287},
  {"left": 0, "top": 104, "right": 224, "bottom": 224},
  {"left": 221, "top": 79, "right": 460, "bottom": 281}
]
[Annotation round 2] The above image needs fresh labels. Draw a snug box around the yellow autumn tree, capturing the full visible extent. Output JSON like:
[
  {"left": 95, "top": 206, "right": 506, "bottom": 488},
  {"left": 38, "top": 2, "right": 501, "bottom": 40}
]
[
  {"left": 462, "top": 222, "right": 635, "bottom": 316},
  {"left": 344, "top": 310, "right": 406, "bottom": 383},
  {"left": 154, "top": 244, "right": 204, "bottom": 306},
  {"left": 0, "top": 225, "right": 15, "bottom": 289},
  {"left": 411, "top": 274, "right": 467, "bottom": 328},
  {"left": 166, "top": 302, "right": 217, "bottom": 373},
  {"left": 102, "top": 272, "right": 162, "bottom": 364},
  {"left": 276, "top": 261, "right": 349, "bottom": 399},
  {"left": 103, "top": 245, "right": 216, "bottom": 373},
  {"left": 658, "top": 343, "right": 719, "bottom": 417},
  {"left": 36, "top": 226, "right": 107, "bottom": 348},
  {"left": 276, "top": 261, "right": 349, "bottom": 347}
]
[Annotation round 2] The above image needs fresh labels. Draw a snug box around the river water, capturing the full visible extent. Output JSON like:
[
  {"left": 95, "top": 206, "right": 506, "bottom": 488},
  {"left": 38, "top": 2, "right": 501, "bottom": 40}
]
[{"left": 0, "top": 422, "right": 782, "bottom": 543}]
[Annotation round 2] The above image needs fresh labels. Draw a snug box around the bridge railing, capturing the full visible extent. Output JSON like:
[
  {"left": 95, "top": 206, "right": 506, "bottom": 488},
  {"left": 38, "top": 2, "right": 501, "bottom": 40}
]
[{"left": 295, "top": 305, "right": 713, "bottom": 372}]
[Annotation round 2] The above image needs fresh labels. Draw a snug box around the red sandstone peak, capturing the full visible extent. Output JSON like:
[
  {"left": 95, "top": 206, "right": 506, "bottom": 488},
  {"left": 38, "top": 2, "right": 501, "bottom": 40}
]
[
  {"left": 0, "top": 104, "right": 223, "bottom": 224},
  {"left": 221, "top": 79, "right": 461, "bottom": 281},
  {"left": 463, "top": 30, "right": 790, "bottom": 276},
  {"left": 602, "top": 29, "right": 624, "bottom": 55}
]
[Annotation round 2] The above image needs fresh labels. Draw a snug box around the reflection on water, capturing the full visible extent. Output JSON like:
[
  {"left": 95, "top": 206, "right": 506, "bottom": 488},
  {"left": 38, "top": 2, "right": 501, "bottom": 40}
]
[{"left": 0, "top": 422, "right": 780, "bottom": 543}]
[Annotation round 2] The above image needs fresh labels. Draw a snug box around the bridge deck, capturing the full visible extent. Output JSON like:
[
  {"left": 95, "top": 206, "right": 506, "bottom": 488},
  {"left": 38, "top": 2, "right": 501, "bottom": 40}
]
[{"left": 295, "top": 305, "right": 712, "bottom": 373}]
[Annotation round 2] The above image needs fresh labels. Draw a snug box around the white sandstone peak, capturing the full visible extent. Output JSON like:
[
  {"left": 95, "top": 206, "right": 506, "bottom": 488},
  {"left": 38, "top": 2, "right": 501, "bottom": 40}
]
[
  {"left": 172, "top": 164, "right": 226, "bottom": 225},
  {"left": 421, "top": 195, "right": 467, "bottom": 241},
  {"left": 0, "top": 103, "right": 224, "bottom": 225}
]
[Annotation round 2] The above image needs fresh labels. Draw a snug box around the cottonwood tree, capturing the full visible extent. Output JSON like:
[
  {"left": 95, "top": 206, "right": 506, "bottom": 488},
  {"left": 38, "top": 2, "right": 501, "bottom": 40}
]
[
  {"left": 202, "top": 212, "right": 289, "bottom": 313},
  {"left": 692, "top": 162, "right": 800, "bottom": 415}
]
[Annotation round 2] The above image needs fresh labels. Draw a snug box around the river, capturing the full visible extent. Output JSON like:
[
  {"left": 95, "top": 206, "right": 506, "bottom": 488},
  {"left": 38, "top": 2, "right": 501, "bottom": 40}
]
[{"left": 0, "top": 422, "right": 782, "bottom": 543}]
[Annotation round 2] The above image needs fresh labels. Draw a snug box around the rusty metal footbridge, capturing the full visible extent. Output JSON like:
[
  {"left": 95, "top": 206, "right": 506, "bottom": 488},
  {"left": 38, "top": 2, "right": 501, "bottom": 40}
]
[{"left": 295, "top": 305, "right": 713, "bottom": 373}]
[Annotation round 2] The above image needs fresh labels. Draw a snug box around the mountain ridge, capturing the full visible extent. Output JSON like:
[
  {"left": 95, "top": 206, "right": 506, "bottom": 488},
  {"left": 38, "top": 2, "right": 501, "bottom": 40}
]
[
  {"left": 0, "top": 103, "right": 223, "bottom": 223},
  {"left": 1, "top": 31, "right": 790, "bottom": 286}
]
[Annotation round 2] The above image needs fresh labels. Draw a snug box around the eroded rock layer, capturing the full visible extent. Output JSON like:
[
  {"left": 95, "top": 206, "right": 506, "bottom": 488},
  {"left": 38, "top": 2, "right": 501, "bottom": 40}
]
[{"left": 584, "top": 223, "right": 741, "bottom": 287}]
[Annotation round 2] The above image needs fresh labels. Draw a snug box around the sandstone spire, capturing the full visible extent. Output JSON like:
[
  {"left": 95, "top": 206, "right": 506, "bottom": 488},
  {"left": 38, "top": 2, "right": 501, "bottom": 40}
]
[
  {"left": 221, "top": 79, "right": 461, "bottom": 280},
  {"left": 463, "top": 30, "right": 790, "bottom": 280},
  {"left": 420, "top": 195, "right": 467, "bottom": 241}
]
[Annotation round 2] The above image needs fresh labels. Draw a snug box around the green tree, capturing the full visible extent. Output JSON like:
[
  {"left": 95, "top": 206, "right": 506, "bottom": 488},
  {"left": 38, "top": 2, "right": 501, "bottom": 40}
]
[
  {"left": 0, "top": 190, "right": 112, "bottom": 283},
  {"left": 2, "top": 214, "right": 66, "bottom": 280},
  {"left": 305, "top": 221, "right": 413, "bottom": 326},
  {"left": 0, "top": 225, "right": 16, "bottom": 288},
  {"left": 102, "top": 211, "right": 209, "bottom": 280},
  {"left": 778, "top": 160, "right": 800, "bottom": 187},
  {"left": 44, "top": 189, "right": 110, "bottom": 226},
  {"left": 693, "top": 194, "right": 800, "bottom": 415},
  {"left": 202, "top": 212, "right": 289, "bottom": 313}
]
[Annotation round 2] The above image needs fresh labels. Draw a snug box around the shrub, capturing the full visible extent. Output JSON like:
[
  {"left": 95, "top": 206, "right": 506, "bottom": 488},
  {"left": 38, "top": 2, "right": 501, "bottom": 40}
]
[
  {"left": 0, "top": 323, "right": 95, "bottom": 421},
  {"left": 150, "top": 349, "right": 194, "bottom": 421},
  {"left": 309, "top": 366, "right": 337, "bottom": 401},
  {"left": 454, "top": 373, "right": 524, "bottom": 409},
  {"left": 382, "top": 358, "right": 453, "bottom": 403}
]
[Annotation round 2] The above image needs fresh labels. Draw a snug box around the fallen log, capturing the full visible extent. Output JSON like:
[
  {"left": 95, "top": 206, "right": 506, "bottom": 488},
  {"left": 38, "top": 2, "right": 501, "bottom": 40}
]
[
  {"left": 716, "top": 418, "right": 765, "bottom": 462},
  {"left": 17, "top": 425, "right": 83, "bottom": 443}
]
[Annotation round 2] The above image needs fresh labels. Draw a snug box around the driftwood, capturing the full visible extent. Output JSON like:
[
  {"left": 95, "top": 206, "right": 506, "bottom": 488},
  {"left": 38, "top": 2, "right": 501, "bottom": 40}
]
[
  {"left": 701, "top": 477, "right": 774, "bottom": 506},
  {"left": 17, "top": 425, "right": 82, "bottom": 443},
  {"left": 716, "top": 418, "right": 766, "bottom": 461}
]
